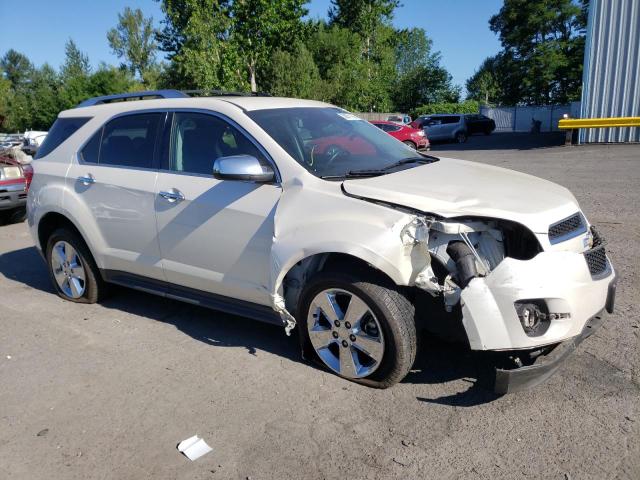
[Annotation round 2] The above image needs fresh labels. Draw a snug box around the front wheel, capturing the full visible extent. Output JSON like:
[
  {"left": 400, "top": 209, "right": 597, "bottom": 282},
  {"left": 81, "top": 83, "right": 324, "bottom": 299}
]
[
  {"left": 298, "top": 270, "right": 416, "bottom": 388},
  {"left": 403, "top": 140, "right": 417, "bottom": 150}
]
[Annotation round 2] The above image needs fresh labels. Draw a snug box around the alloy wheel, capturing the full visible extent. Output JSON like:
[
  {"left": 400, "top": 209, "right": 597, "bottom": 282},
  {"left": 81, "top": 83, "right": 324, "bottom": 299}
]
[
  {"left": 307, "top": 288, "right": 385, "bottom": 378},
  {"left": 51, "top": 241, "right": 86, "bottom": 299}
]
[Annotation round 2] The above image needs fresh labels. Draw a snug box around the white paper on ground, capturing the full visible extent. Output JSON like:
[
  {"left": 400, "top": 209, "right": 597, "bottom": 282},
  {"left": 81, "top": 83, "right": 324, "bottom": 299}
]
[{"left": 177, "top": 435, "right": 213, "bottom": 461}]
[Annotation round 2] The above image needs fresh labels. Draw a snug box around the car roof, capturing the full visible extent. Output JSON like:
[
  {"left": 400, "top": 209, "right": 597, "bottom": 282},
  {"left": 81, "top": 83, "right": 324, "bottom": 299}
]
[
  {"left": 60, "top": 96, "right": 333, "bottom": 118},
  {"left": 371, "top": 120, "right": 400, "bottom": 125}
]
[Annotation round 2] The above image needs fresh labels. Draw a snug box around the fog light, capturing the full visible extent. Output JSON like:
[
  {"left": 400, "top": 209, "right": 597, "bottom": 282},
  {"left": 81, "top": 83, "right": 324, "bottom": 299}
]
[{"left": 514, "top": 300, "right": 551, "bottom": 337}]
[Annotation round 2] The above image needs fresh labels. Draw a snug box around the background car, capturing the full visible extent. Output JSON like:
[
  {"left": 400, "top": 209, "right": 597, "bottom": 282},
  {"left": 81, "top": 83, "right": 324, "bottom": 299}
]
[
  {"left": 464, "top": 114, "right": 496, "bottom": 135},
  {"left": 386, "top": 114, "right": 412, "bottom": 124},
  {"left": 0, "top": 155, "right": 33, "bottom": 224},
  {"left": 411, "top": 114, "right": 468, "bottom": 143},
  {"left": 370, "top": 120, "right": 429, "bottom": 150}
]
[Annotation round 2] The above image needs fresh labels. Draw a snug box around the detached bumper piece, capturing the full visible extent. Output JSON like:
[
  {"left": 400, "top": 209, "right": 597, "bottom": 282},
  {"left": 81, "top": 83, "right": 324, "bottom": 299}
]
[
  {"left": 492, "top": 276, "right": 616, "bottom": 394},
  {"left": 0, "top": 182, "right": 27, "bottom": 211}
]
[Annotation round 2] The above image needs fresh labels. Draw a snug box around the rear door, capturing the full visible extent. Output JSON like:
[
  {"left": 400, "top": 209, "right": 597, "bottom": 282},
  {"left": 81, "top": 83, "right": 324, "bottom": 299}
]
[
  {"left": 154, "top": 111, "right": 281, "bottom": 306},
  {"left": 67, "top": 112, "right": 166, "bottom": 281}
]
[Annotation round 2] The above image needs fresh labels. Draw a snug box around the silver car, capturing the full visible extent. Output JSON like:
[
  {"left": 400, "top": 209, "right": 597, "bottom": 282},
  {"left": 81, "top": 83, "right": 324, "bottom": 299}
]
[{"left": 413, "top": 114, "right": 468, "bottom": 143}]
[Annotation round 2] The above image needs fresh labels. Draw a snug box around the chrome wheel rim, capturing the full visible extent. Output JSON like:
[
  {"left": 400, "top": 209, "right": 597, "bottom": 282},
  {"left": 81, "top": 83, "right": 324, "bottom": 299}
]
[
  {"left": 51, "top": 241, "right": 86, "bottom": 299},
  {"left": 307, "top": 288, "right": 385, "bottom": 378}
]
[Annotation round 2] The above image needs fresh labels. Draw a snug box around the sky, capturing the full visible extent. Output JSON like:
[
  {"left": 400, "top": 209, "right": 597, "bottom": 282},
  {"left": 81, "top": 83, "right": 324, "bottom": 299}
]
[{"left": 0, "top": 0, "right": 503, "bottom": 91}]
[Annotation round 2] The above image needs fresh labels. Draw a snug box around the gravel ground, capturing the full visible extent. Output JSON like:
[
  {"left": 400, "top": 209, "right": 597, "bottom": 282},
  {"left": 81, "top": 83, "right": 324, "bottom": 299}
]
[{"left": 1, "top": 133, "right": 638, "bottom": 480}]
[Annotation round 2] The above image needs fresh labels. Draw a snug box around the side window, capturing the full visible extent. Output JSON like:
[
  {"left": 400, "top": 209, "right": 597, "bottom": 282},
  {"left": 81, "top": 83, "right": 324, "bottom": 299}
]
[
  {"left": 99, "top": 113, "right": 162, "bottom": 168},
  {"left": 171, "top": 112, "right": 266, "bottom": 175},
  {"left": 35, "top": 117, "right": 90, "bottom": 159}
]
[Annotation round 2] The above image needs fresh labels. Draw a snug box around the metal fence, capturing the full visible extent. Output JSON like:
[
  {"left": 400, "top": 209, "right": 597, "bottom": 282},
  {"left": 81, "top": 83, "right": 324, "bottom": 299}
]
[
  {"left": 354, "top": 112, "right": 405, "bottom": 121},
  {"left": 479, "top": 104, "right": 576, "bottom": 132}
]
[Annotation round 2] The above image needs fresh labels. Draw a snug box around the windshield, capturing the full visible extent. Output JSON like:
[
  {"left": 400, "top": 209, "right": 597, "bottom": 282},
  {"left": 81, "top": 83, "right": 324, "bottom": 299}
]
[{"left": 248, "top": 107, "right": 435, "bottom": 178}]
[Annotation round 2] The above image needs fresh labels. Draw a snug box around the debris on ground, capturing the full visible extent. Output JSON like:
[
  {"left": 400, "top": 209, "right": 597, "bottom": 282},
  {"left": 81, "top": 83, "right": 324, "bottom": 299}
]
[{"left": 177, "top": 435, "right": 213, "bottom": 461}]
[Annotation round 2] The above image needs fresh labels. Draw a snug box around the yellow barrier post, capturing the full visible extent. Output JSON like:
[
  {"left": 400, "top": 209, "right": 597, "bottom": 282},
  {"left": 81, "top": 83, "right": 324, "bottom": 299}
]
[{"left": 558, "top": 117, "right": 640, "bottom": 145}]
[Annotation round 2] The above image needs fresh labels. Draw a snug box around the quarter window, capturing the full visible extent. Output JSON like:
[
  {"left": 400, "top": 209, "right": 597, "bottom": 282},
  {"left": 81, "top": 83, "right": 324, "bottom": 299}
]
[
  {"left": 35, "top": 117, "right": 90, "bottom": 159},
  {"left": 170, "top": 112, "right": 266, "bottom": 175}
]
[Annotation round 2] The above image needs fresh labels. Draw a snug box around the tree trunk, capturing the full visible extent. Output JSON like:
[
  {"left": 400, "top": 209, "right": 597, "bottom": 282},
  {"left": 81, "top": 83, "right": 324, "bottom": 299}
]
[{"left": 249, "top": 60, "right": 257, "bottom": 93}]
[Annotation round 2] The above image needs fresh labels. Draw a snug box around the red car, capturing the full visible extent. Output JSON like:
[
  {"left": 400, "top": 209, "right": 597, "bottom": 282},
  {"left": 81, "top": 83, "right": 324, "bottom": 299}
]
[
  {"left": 370, "top": 120, "right": 430, "bottom": 150},
  {"left": 0, "top": 155, "right": 33, "bottom": 224}
]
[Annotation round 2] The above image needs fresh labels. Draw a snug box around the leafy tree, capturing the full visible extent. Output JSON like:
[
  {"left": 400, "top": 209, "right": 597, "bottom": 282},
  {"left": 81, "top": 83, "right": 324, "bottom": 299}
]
[
  {"left": 156, "top": 0, "right": 244, "bottom": 90},
  {"left": 392, "top": 28, "right": 460, "bottom": 112},
  {"left": 0, "top": 49, "right": 33, "bottom": 87},
  {"left": 328, "top": 0, "right": 398, "bottom": 61},
  {"left": 60, "top": 39, "right": 91, "bottom": 80},
  {"left": 261, "top": 42, "right": 322, "bottom": 99},
  {"left": 230, "top": 0, "right": 308, "bottom": 92},
  {"left": 465, "top": 56, "right": 502, "bottom": 104},
  {"left": 488, "top": 0, "right": 588, "bottom": 104},
  {"left": 107, "top": 7, "right": 159, "bottom": 87}
]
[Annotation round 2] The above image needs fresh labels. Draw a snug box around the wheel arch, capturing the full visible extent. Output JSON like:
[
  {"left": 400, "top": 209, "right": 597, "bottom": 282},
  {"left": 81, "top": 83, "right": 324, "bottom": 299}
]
[{"left": 275, "top": 248, "right": 406, "bottom": 317}]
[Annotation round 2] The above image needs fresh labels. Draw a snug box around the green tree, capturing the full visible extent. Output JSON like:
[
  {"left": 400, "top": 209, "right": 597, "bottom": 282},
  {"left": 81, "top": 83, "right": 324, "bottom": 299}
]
[
  {"left": 261, "top": 42, "right": 322, "bottom": 99},
  {"left": 465, "top": 56, "right": 502, "bottom": 104},
  {"left": 107, "top": 7, "right": 159, "bottom": 87},
  {"left": 230, "top": 0, "right": 308, "bottom": 92},
  {"left": 157, "top": 0, "right": 244, "bottom": 90},
  {"left": 488, "top": 0, "right": 588, "bottom": 104},
  {"left": 0, "top": 49, "right": 33, "bottom": 87},
  {"left": 58, "top": 40, "right": 93, "bottom": 110},
  {"left": 392, "top": 28, "right": 460, "bottom": 112}
]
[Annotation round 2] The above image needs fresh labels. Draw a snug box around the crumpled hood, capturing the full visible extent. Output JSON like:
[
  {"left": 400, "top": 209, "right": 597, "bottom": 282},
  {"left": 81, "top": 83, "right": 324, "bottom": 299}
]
[{"left": 342, "top": 157, "right": 581, "bottom": 233}]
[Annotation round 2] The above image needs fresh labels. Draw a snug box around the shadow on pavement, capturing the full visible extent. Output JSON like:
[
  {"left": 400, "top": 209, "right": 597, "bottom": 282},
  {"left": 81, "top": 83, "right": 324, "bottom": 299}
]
[
  {"left": 430, "top": 132, "right": 565, "bottom": 152},
  {"left": 1, "top": 246, "right": 500, "bottom": 403},
  {"left": 404, "top": 335, "right": 502, "bottom": 407}
]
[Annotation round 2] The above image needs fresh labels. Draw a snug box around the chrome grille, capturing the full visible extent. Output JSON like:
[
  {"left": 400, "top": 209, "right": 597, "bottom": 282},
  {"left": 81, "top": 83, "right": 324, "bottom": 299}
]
[{"left": 548, "top": 213, "right": 586, "bottom": 244}]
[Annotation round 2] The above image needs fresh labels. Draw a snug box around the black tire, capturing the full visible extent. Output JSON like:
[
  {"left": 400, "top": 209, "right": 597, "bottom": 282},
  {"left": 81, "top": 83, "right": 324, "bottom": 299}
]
[
  {"left": 45, "top": 227, "right": 107, "bottom": 303},
  {"left": 298, "top": 270, "right": 416, "bottom": 388},
  {"left": 455, "top": 131, "right": 467, "bottom": 143},
  {"left": 0, "top": 207, "right": 26, "bottom": 225},
  {"left": 484, "top": 129, "right": 492, "bottom": 135},
  {"left": 403, "top": 140, "right": 417, "bottom": 149},
  {"left": 8, "top": 207, "right": 26, "bottom": 223}
]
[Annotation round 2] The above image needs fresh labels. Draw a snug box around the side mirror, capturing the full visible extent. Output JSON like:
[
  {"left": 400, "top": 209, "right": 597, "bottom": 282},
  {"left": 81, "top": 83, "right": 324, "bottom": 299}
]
[{"left": 212, "top": 155, "right": 275, "bottom": 182}]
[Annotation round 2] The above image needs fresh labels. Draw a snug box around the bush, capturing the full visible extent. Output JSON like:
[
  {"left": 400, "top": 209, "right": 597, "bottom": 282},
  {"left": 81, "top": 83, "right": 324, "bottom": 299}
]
[{"left": 411, "top": 100, "right": 479, "bottom": 118}]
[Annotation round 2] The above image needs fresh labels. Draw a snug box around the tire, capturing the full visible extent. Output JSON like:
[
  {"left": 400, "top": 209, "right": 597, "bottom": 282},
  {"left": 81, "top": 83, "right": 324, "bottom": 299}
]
[
  {"left": 455, "top": 131, "right": 467, "bottom": 143},
  {"left": 403, "top": 140, "right": 417, "bottom": 150},
  {"left": 8, "top": 207, "right": 26, "bottom": 223},
  {"left": 45, "top": 227, "right": 107, "bottom": 303},
  {"left": 0, "top": 207, "right": 26, "bottom": 225},
  {"left": 298, "top": 270, "right": 416, "bottom": 388}
]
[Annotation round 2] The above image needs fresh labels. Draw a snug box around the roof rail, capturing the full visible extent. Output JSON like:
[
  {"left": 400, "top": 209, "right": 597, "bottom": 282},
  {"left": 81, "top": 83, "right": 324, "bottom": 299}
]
[
  {"left": 76, "top": 89, "right": 189, "bottom": 108},
  {"left": 182, "top": 89, "right": 272, "bottom": 97}
]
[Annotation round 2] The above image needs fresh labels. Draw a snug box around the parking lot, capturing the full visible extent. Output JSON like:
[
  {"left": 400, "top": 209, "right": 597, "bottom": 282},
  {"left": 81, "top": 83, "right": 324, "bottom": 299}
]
[{"left": 1, "top": 133, "right": 638, "bottom": 480}]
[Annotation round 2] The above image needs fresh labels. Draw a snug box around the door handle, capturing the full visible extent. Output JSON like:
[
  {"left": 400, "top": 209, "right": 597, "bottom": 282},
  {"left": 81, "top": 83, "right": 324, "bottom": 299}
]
[
  {"left": 78, "top": 174, "right": 95, "bottom": 185},
  {"left": 159, "top": 189, "right": 185, "bottom": 203}
]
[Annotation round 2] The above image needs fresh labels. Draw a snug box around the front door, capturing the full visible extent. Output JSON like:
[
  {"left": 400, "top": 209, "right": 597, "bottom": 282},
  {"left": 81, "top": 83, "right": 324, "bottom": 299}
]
[
  {"left": 67, "top": 112, "right": 165, "bottom": 280},
  {"left": 154, "top": 111, "right": 281, "bottom": 306}
]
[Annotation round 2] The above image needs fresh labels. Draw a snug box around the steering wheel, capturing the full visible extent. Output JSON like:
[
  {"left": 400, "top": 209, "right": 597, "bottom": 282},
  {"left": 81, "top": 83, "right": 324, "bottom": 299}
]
[{"left": 324, "top": 144, "right": 349, "bottom": 168}]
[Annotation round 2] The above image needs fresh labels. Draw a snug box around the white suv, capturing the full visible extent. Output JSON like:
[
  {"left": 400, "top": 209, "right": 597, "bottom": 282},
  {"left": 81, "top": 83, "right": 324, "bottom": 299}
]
[{"left": 28, "top": 91, "right": 616, "bottom": 392}]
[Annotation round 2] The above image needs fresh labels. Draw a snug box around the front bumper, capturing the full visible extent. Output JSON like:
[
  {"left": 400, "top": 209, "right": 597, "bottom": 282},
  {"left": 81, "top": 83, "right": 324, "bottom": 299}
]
[
  {"left": 0, "top": 182, "right": 28, "bottom": 211},
  {"left": 460, "top": 249, "right": 615, "bottom": 351},
  {"left": 492, "top": 276, "right": 616, "bottom": 393}
]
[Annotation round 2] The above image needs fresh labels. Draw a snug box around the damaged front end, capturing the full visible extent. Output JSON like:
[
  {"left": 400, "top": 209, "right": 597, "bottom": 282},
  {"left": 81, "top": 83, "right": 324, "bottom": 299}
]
[{"left": 400, "top": 214, "right": 616, "bottom": 393}]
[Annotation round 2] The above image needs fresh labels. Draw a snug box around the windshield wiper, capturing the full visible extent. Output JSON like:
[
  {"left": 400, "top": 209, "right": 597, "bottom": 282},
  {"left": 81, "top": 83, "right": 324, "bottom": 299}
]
[{"left": 319, "top": 155, "right": 440, "bottom": 180}]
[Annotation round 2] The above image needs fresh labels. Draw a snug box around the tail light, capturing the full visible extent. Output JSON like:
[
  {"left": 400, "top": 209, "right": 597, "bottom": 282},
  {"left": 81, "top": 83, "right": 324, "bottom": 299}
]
[{"left": 22, "top": 163, "right": 34, "bottom": 189}]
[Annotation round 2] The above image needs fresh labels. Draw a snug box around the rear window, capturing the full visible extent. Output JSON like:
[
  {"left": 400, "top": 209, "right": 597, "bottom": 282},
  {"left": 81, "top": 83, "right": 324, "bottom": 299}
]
[
  {"left": 35, "top": 117, "right": 90, "bottom": 159},
  {"left": 80, "top": 113, "right": 162, "bottom": 169}
]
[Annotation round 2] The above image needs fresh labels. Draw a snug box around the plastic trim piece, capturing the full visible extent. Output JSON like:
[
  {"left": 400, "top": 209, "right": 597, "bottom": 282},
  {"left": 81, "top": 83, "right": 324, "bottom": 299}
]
[{"left": 76, "top": 90, "right": 189, "bottom": 108}]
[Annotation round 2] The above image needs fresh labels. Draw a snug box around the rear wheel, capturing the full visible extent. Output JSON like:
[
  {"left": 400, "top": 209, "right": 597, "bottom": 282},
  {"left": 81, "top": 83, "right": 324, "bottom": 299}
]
[
  {"left": 455, "top": 131, "right": 467, "bottom": 143},
  {"left": 403, "top": 140, "right": 417, "bottom": 149},
  {"left": 299, "top": 270, "right": 416, "bottom": 388},
  {"left": 45, "top": 228, "right": 107, "bottom": 303},
  {"left": 0, "top": 207, "right": 26, "bottom": 225}
]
